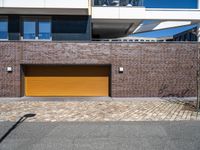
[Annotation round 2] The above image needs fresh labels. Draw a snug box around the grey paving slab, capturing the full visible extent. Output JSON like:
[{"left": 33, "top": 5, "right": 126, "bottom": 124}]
[
  {"left": 73, "top": 138, "right": 119, "bottom": 150},
  {"left": 31, "top": 138, "right": 73, "bottom": 150},
  {"left": 108, "top": 123, "right": 168, "bottom": 138},
  {"left": 0, "top": 121, "right": 200, "bottom": 150},
  {"left": 0, "top": 139, "right": 32, "bottom": 150},
  {"left": 46, "top": 123, "right": 110, "bottom": 139}
]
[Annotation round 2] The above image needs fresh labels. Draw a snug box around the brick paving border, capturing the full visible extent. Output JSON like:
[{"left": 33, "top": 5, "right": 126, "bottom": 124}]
[{"left": 0, "top": 97, "right": 199, "bottom": 122}]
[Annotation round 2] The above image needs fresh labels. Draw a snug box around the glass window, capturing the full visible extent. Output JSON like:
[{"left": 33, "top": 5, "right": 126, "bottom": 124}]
[
  {"left": 0, "top": 18, "right": 8, "bottom": 40},
  {"left": 39, "top": 20, "right": 51, "bottom": 40},
  {"left": 52, "top": 16, "right": 88, "bottom": 34},
  {"left": 23, "top": 19, "right": 36, "bottom": 39},
  {"left": 22, "top": 17, "right": 51, "bottom": 40}
]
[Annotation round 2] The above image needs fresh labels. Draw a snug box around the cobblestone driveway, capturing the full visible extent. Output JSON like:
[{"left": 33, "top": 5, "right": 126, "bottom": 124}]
[{"left": 0, "top": 97, "right": 199, "bottom": 122}]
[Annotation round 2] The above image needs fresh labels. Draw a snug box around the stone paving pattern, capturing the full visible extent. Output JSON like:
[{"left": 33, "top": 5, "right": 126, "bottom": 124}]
[{"left": 0, "top": 98, "right": 200, "bottom": 122}]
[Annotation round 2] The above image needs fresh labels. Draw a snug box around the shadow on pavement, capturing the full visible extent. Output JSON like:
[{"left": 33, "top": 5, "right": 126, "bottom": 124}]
[{"left": 0, "top": 113, "right": 36, "bottom": 144}]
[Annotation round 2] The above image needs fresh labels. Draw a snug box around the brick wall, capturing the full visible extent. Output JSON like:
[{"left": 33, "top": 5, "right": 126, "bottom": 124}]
[
  {"left": 0, "top": 42, "right": 21, "bottom": 97},
  {"left": 0, "top": 41, "right": 198, "bottom": 97}
]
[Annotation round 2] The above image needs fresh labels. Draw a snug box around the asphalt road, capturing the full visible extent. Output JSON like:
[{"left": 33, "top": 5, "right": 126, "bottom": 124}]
[{"left": 0, "top": 121, "right": 200, "bottom": 150}]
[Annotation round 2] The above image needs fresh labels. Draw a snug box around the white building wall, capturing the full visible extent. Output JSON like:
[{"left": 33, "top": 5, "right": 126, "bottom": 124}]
[
  {"left": 92, "top": 7, "right": 200, "bottom": 21},
  {"left": 45, "top": 0, "right": 88, "bottom": 8},
  {"left": 1, "top": 0, "right": 88, "bottom": 9},
  {"left": 3, "top": 0, "right": 44, "bottom": 8}
]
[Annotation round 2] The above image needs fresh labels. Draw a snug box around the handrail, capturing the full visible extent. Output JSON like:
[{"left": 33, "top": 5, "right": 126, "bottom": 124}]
[{"left": 93, "top": 0, "right": 143, "bottom": 7}]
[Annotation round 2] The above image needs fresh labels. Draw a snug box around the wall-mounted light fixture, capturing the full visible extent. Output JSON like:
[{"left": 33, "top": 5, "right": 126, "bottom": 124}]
[
  {"left": 119, "top": 67, "right": 124, "bottom": 73},
  {"left": 6, "top": 67, "right": 13, "bottom": 72}
]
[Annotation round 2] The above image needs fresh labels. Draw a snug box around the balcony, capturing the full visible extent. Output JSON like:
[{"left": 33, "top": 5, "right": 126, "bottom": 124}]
[
  {"left": 93, "top": 0, "right": 143, "bottom": 7},
  {"left": 92, "top": 0, "right": 144, "bottom": 38}
]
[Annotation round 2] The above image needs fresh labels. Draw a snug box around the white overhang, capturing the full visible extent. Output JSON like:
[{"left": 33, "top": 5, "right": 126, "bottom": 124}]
[
  {"left": 92, "top": 7, "right": 200, "bottom": 21},
  {"left": 92, "top": 7, "right": 200, "bottom": 38},
  {"left": 0, "top": 0, "right": 89, "bottom": 15},
  {"left": 0, "top": 0, "right": 89, "bottom": 9}
]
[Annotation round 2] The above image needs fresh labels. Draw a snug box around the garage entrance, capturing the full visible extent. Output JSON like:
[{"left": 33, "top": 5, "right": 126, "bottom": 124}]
[{"left": 24, "top": 65, "right": 110, "bottom": 97}]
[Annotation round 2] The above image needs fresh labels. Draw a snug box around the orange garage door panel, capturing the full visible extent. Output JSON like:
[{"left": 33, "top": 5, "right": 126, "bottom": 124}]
[{"left": 24, "top": 66, "right": 110, "bottom": 97}]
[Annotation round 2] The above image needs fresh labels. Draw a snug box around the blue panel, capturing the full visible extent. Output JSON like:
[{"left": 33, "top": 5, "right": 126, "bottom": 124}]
[
  {"left": 144, "top": 0, "right": 197, "bottom": 9},
  {"left": 23, "top": 20, "right": 36, "bottom": 39},
  {"left": 0, "top": 19, "right": 8, "bottom": 39},
  {"left": 39, "top": 21, "right": 51, "bottom": 40}
]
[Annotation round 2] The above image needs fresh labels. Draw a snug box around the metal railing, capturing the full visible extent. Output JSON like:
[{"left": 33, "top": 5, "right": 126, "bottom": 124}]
[
  {"left": 197, "top": 43, "right": 200, "bottom": 112},
  {"left": 93, "top": 0, "right": 143, "bottom": 7}
]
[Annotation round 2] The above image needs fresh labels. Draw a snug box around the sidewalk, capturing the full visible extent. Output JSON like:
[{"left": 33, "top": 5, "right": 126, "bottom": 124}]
[{"left": 0, "top": 97, "right": 199, "bottom": 122}]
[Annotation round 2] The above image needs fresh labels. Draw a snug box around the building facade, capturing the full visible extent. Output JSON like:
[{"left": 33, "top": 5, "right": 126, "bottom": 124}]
[
  {"left": 0, "top": 42, "right": 198, "bottom": 97},
  {"left": 0, "top": 0, "right": 200, "bottom": 97}
]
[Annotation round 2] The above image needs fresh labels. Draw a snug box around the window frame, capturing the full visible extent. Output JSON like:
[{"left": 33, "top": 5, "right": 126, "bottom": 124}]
[{"left": 21, "top": 16, "right": 52, "bottom": 41}]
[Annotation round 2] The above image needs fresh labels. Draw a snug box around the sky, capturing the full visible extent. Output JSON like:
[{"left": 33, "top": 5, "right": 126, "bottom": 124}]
[{"left": 133, "top": 0, "right": 198, "bottom": 38}]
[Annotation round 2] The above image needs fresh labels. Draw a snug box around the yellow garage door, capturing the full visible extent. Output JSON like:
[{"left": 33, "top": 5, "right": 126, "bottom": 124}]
[{"left": 24, "top": 66, "right": 110, "bottom": 97}]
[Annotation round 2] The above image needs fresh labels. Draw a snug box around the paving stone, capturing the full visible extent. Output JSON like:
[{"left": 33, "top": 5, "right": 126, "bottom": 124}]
[{"left": 0, "top": 97, "right": 198, "bottom": 122}]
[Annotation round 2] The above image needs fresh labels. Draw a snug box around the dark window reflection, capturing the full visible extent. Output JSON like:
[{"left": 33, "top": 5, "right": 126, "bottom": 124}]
[{"left": 52, "top": 16, "right": 88, "bottom": 34}]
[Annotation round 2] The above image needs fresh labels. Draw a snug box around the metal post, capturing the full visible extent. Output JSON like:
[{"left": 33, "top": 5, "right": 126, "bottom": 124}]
[
  {"left": 197, "top": 0, "right": 200, "bottom": 42},
  {"left": 198, "top": 42, "right": 200, "bottom": 111},
  {"left": 196, "top": 0, "right": 200, "bottom": 112},
  {"left": 197, "top": 23, "right": 200, "bottom": 42}
]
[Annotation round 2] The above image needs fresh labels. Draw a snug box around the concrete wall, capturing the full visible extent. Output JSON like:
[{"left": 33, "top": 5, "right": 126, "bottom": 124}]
[{"left": 0, "top": 42, "right": 198, "bottom": 97}]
